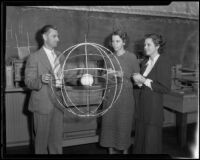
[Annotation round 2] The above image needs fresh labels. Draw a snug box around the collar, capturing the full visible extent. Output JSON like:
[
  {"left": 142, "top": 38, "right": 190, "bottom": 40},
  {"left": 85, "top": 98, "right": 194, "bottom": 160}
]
[
  {"left": 43, "top": 46, "right": 55, "bottom": 55},
  {"left": 146, "top": 54, "right": 160, "bottom": 66}
]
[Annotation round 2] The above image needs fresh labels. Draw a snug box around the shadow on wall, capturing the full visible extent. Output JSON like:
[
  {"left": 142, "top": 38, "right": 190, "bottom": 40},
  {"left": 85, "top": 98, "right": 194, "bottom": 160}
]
[
  {"left": 103, "top": 33, "right": 114, "bottom": 54},
  {"left": 35, "top": 28, "right": 44, "bottom": 50},
  {"left": 21, "top": 91, "right": 34, "bottom": 152},
  {"left": 182, "top": 31, "right": 199, "bottom": 70},
  {"left": 133, "top": 38, "right": 145, "bottom": 59}
]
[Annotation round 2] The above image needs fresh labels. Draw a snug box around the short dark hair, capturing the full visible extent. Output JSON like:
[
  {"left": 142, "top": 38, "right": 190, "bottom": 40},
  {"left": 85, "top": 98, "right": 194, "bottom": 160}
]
[
  {"left": 35, "top": 25, "right": 58, "bottom": 49},
  {"left": 110, "top": 29, "right": 129, "bottom": 48},
  {"left": 144, "top": 33, "right": 166, "bottom": 54},
  {"left": 40, "top": 25, "right": 57, "bottom": 35}
]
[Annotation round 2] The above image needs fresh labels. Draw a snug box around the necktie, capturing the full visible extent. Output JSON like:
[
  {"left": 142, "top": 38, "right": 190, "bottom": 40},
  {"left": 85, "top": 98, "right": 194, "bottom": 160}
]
[{"left": 53, "top": 51, "right": 63, "bottom": 87}]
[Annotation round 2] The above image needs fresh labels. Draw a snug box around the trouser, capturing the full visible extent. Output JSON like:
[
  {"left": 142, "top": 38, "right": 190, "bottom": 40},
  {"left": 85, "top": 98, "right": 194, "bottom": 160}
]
[{"left": 33, "top": 107, "right": 64, "bottom": 154}]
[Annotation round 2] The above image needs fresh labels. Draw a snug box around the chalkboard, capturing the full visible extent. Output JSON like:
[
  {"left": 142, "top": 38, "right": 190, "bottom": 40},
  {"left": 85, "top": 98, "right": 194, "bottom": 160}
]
[{"left": 6, "top": 6, "right": 199, "bottom": 70}]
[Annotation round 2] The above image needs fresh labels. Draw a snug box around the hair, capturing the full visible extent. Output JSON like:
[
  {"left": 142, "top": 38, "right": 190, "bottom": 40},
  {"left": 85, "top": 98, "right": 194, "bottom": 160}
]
[
  {"left": 144, "top": 33, "right": 166, "bottom": 54},
  {"left": 35, "top": 25, "right": 57, "bottom": 49},
  {"left": 110, "top": 29, "right": 129, "bottom": 49},
  {"left": 40, "top": 25, "right": 57, "bottom": 35}
]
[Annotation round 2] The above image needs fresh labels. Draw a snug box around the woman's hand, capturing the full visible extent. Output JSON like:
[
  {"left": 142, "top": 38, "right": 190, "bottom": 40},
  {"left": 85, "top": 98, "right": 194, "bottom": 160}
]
[
  {"left": 132, "top": 73, "right": 146, "bottom": 84},
  {"left": 107, "top": 68, "right": 123, "bottom": 77},
  {"left": 114, "top": 71, "right": 123, "bottom": 77}
]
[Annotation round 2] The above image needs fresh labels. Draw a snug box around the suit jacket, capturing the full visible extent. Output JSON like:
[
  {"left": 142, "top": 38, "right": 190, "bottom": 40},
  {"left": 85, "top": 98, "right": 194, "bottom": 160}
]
[
  {"left": 135, "top": 54, "right": 172, "bottom": 126},
  {"left": 25, "top": 47, "right": 64, "bottom": 114}
]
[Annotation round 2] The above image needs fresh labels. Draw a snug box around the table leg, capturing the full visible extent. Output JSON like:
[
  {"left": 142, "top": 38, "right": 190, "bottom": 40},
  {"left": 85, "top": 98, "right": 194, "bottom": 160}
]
[{"left": 176, "top": 112, "right": 187, "bottom": 147}]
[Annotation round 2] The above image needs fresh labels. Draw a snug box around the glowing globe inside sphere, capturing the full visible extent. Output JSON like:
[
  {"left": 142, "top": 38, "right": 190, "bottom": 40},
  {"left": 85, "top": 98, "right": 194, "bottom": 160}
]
[
  {"left": 80, "top": 73, "right": 94, "bottom": 86},
  {"left": 50, "top": 42, "right": 123, "bottom": 117}
]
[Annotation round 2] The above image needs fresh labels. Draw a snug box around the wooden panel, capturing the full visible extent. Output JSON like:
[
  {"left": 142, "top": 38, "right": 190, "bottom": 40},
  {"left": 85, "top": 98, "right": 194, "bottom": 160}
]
[
  {"left": 182, "top": 95, "right": 198, "bottom": 113},
  {"left": 163, "top": 108, "right": 197, "bottom": 127},
  {"left": 62, "top": 136, "right": 99, "bottom": 147},
  {"left": 63, "top": 107, "right": 97, "bottom": 133},
  {"left": 34, "top": 4, "right": 199, "bottom": 19},
  {"left": 163, "top": 94, "right": 184, "bottom": 112},
  {"left": 163, "top": 91, "right": 198, "bottom": 113},
  {"left": 5, "top": 88, "right": 197, "bottom": 147},
  {"left": 5, "top": 92, "right": 31, "bottom": 146},
  {"left": 64, "top": 86, "right": 103, "bottom": 106},
  {"left": 187, "top": 112, "right": 198, "bottom": 123},
  {"left": 63, "top": 130, "right": 96, "bottom": 139},
  {"left": 163, "top": 108, "right": 176, "bottom": 127}
]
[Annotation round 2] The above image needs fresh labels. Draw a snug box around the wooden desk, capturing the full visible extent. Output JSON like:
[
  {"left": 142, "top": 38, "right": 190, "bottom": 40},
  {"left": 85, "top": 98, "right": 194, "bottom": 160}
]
[
  {"left": 61, "top": 85, "right": 103, "bottom": 146},
  {"left": 5, "top": 87, "right": 32, "bottom": 147},
  {"left": 163, "top": 90, "right": 198, "bottom": 147},
  {"left": 5, "top": 87, "right": 101, "bottom": 147}
]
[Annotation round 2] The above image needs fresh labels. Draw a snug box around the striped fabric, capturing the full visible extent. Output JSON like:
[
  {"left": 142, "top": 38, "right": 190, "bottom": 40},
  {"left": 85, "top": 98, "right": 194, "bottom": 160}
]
[{"left": 53, "top": 54, "right": 63, "bottom": 87}]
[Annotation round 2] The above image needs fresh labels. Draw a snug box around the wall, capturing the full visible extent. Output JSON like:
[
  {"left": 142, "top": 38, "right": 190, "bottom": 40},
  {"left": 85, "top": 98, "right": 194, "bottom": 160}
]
[
  {"left": 34, "top": 2, "right": 199, "bottom": 19},
  {"left": 4, "top": 6, "right": 199, "bottom": 146},
  {"left": 6, "top": 6, "right": 199, "bottom": 70}
]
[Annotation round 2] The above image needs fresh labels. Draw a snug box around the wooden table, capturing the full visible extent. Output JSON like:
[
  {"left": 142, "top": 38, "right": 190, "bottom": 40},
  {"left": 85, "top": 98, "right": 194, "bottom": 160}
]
[
  {"left": 59, "top": 85, "right": 103, "bottom": 147},
  {"left": 5, "top": 86, "right": 102, "bottom": 147},
  {"left": 5, "top": 87, "right": 32, "bottom": 147},
  {"left": 163, "top": 89, "right": 198, "bottom": 147}
]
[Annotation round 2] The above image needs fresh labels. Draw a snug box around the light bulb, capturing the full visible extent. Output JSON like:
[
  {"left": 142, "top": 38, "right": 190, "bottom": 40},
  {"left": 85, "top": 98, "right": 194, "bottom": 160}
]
[{"left": 80, "top": 73, "right": 94, "bottom": 86}]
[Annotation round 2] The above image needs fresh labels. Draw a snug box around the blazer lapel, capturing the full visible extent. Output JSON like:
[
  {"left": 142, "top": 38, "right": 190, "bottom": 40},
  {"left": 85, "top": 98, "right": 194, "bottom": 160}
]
[
  {"left": 54, "top": 50, "right": 62, "bottom": 65},
  {"left": 145, "top": 56, "right": 161, "bottom": 78},
  {"left": 140, "top": 56, "right": 161, "bottom": 77},
  {"left": 39, "top": 48, "right": 54, "bottom": 74},
  {"left": 140, "top": 58, "right": 148, "bottom": 75},
  {"left": 56, "top": 51, "right": 66, "bottom": 68}
]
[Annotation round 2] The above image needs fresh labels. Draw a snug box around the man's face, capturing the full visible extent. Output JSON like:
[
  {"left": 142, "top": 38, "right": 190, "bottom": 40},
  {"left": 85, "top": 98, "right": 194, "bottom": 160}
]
[{"left": 43, "top": 28, "right": 59, "bottom": 49}]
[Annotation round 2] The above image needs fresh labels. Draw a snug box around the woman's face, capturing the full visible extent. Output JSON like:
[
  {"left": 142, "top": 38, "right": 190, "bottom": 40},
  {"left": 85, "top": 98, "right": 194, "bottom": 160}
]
[
  {"left": 111, "top": 35, "right": 125, "bottom": 52},
  {"left": 144, "top": 38, "right": 159, "bottom": 56}
]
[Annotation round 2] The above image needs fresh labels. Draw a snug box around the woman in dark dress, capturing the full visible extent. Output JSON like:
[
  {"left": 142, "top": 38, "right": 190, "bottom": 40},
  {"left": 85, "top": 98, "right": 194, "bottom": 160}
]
[
  {"left": 100, "top": 30, "right": 140, "bottom": 154},
  {"left": 132, "top": 33, "right": 172, "bottom": 154}
]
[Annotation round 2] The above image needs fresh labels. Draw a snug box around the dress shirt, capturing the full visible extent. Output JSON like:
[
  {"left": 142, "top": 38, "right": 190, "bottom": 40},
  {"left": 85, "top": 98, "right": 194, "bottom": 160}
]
[
  {"left": 142, "top": 54, "right": 160, "bottom": 90},
  {"left": 43, "top": 46, "right": 56, "bottom": 69},
  {"left": 43, "top": 47, "right": 62, "bottom": 87},
  {"left": 143, "top": 54, "right": 160, "bottom": 77}
]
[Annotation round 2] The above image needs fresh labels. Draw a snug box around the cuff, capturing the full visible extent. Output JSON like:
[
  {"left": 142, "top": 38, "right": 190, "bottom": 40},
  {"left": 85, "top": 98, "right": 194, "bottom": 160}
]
[
  {"left": 144, "top": 78, "right": 153, "bottom": 90},
  {"left": 136, "top": 83, "right": 143, "bottom": 87}
]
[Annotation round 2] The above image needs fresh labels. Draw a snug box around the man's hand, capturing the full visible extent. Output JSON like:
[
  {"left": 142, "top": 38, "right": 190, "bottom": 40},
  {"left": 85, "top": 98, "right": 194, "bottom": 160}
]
[{"left": 41, "top": 73, "right": 52, "bottom": 84}]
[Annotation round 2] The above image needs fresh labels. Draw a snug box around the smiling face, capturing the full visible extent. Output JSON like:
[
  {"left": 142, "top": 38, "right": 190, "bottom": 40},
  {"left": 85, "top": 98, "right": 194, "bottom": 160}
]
[
  {"left": 43, "top": 28, "right": 59, "bottom": 49},
  {"left": 144, "top": 38, "right": 159, "bottom": 56},
  {"left": 111, "top": 35, "right": 125, "bottom": 53}
]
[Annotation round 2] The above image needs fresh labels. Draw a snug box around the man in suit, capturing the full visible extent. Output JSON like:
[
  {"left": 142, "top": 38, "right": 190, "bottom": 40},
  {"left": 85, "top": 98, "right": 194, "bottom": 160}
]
[{"left": 25, "top": 25, "right": 64, "bottom": 154}]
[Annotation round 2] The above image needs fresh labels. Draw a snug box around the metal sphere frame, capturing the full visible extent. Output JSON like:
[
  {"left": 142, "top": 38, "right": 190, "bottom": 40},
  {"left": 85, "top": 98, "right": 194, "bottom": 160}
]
[{"left": 50, "top": 41, "right": 123, "bottom": 118}]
